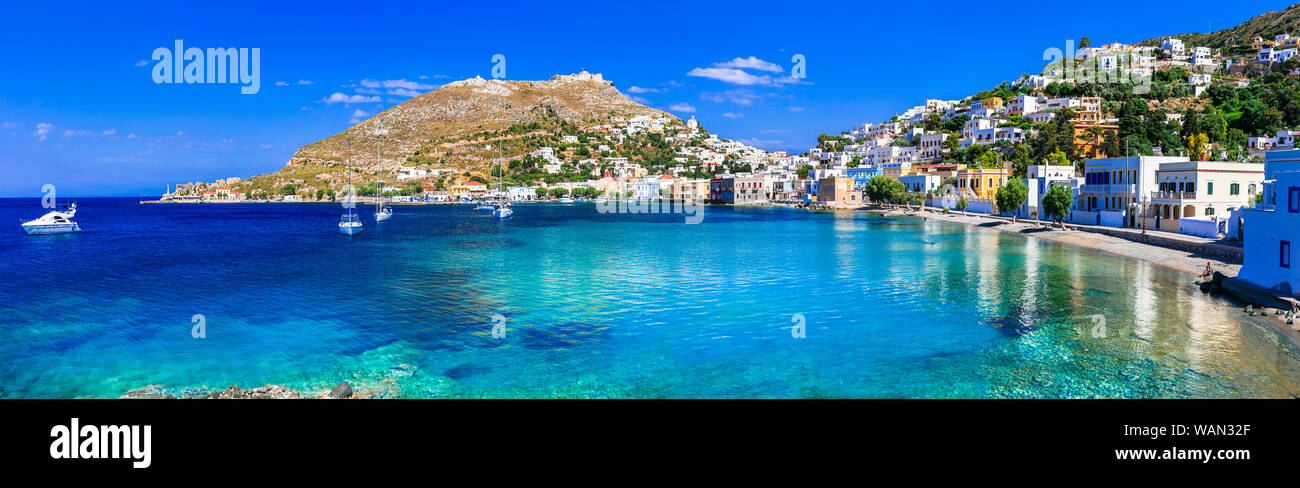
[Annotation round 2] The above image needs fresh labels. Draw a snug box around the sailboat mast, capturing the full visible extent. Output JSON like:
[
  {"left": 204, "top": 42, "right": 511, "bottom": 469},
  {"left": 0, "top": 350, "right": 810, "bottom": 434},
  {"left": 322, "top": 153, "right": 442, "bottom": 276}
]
[{"left": 347, "top": 133, "right": 354, "bottom": 218}]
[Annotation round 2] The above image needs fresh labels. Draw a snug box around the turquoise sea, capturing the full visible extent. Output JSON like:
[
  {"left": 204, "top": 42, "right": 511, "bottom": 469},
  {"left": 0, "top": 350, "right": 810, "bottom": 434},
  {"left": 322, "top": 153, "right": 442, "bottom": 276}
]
[{"left": 2, "top": 197, "right": 1298, "bottom": 398}]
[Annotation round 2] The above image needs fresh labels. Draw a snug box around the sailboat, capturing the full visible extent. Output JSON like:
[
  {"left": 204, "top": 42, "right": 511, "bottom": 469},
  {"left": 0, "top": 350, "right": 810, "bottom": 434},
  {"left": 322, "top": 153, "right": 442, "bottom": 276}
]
[
  {"left": 339, "top": 133, "right": 363, "bottom": 235},
  {"left": 489, "top": 147, "right": 512, "bottom": 219},
  {"left": 374, "top": 133, "right": 393, "bottom": 222}
]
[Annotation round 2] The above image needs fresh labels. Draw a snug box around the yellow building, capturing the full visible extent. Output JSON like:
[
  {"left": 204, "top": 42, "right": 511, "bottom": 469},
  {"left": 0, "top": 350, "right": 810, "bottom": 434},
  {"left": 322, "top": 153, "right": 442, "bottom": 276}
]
[
  {"left": 817, "top": 177, "right": 861, "bottom": 208},
  {"left": 449, "top": 182, "right": 488, "bottom": 200},
  {"left": 979, "top": 97, "right": 1003, "bottom": 111},
  {"left": 957, "top": 164, "right": 1011, "bottom": 199},
  {"left": 881, "top": 162, "right": 917, "bottom": 179}
]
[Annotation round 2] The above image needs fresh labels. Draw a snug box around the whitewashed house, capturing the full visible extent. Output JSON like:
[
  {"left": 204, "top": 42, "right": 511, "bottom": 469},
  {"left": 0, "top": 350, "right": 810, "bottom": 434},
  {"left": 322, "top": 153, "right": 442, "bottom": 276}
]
[
  {"left": 1150, "top": 161, "right": 1265, "bottom": 235},
  {"left": 1238, "top": 150, "right": 1300, "bottom": 294},
  {"left": 1021, "top": 164, "right": 1079, "bottom": 220}
]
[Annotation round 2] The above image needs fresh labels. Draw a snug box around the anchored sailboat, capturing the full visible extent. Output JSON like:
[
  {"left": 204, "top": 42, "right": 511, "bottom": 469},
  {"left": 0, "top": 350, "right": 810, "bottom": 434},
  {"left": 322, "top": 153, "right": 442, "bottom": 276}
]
[
  {"left": 339, "top": 133, "right": 363, "bottom": 236},
  {"left": 488, "top": 145, "right": 512, "bottom": 219},
  {"left": 374, "top": 132, "right": 392, "bottom": 222}
]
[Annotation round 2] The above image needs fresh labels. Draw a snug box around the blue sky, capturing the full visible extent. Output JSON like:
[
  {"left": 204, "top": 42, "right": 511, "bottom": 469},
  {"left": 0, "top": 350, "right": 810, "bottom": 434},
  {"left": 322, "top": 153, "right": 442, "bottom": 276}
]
[{"left": 0, "top": 0, "right": 1293, "bottom": 196}]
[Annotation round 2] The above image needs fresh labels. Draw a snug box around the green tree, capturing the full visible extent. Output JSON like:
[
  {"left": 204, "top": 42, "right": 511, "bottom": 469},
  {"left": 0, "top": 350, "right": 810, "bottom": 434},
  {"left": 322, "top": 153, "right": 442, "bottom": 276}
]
[
  {"left": 1042, "top": 184, "right": 1074, "bottom": 229},
  {"left": 956, "top": 197, "right": 969, "bottom": 216},
  {"left": 535, "top": 187, "right": 548, "bottom": 198},
  {"left": 864, "top": 176, "right": 904, "bottom": 206},
  {"left": 995, "top": 179, "right": 1029, "bottom": 222}
]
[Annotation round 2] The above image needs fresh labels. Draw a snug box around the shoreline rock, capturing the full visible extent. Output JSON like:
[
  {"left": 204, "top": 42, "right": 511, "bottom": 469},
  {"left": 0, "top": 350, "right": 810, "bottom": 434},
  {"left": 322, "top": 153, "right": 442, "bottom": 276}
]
[{"left": 120, "top": 382, "right": 358, "bottom": 399}]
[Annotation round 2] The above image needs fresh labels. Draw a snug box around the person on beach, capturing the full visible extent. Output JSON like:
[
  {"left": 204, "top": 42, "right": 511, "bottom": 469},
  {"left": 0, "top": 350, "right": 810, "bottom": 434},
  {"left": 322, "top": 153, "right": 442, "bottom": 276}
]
[{"left": 1200, "top": 261, "right": 1213, "bottom": 280}]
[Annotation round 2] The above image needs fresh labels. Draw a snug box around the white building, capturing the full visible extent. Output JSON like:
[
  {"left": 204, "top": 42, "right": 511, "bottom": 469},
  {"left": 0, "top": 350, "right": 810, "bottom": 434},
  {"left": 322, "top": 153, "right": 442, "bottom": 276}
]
[
  {"left": 1162, "top": 38, "right": 1185, "bottom": 56},
  {"left": 508, "top": 186, "right": 538, "bottom": 201},
  {"left": 1076, "top": 156, "right": 1187, "bottom": 227},
  {"left": 1150, "top": 161, "right": 1265, "bottom": 235},
  {"left": 1021, "top": 164, "right": 1079, "bottom": 219},
  {"left": 397, "top": 167, "right": 429, "bottom": 180},
  {"left": 1190, "top": 47, "right": 1214, "bottom": 66},
  {"left": 899, "top": 174, "right": 941, "bottom": 193},
  {"left": 1238, "top": 150, "right": 1300, "bottom": 294}
]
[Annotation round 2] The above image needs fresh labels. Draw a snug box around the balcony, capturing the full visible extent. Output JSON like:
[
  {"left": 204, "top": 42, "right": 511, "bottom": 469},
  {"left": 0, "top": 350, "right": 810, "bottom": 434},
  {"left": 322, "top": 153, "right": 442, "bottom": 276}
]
[
  {"left": 1150, "top": 191, "right": 1196, "bottom": 201},
  {"left": 1080, "top": 184, "right": 1134, "bottom": 194}
]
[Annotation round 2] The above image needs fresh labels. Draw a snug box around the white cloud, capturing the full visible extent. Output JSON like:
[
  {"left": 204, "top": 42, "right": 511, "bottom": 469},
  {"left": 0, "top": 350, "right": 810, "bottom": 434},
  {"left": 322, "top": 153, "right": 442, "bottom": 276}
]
[
  {"left": 628, "top": 95, "right": 652, "bottom": 105},
  {"left": 626, "top": 86, "right": 662, "bottom": 93},
  {"left": 126, "top": 133, "right": 139, "bottom": 139},
  {"left": 259, "top": 143, "right": 273, "bottom": 150},
  {"left": 34, "top": 122, "right": 54, "bottom": 141},
  {"left": 789, "top": 106, "right": 806, "bottom": 112},
  {"left": 714, "top": 56, "right": 783, "bottom": 73},
  {"left": 686, "top": 67, "right": 772, "bottom": 86},
  {"left": 63, "top": 129, "right": 95, "bottom": 138},
  {"left": 322, "top": 92, "right": 381, "bottom": 104},
  {"left": 1, "top": 122, "right": 18, "bottom": 128},
  {"left": 134, "top": 60, "right": 149, "bottom": 67},
  {"left": 722, "top": 112, "right": 744, "bottom": 118},
  {"left": 739, "top": 137, "right": 784, "bottom": 149},
  {"left": 387, "top": 88, "right": 422, "bottom": 98},
  {"left": 358, "top": 79, "right": 437, "bottom": 98},
  {"left": 275, "top": 81, "right": 290, "bottom": 86},
  {"left": 297, "top": 80, "right": 315, "bottom": 85},
  {"left": 668, "top": 103, "right": 696, "bottom": 113},
  {"left": 102, "top": 129, "right": 117, "bottom": 136},
  {"left": 352, "top": 109, "right": 371, "bottom": 119},
  {"left": 177, "top": 131, "right": 184, "bottom": 135},
  {"left": 701, "top": 89, "right": 761, "bottom": 106},
  {"left": 363, "top": 78, "right": 436, "bottom": 90}
]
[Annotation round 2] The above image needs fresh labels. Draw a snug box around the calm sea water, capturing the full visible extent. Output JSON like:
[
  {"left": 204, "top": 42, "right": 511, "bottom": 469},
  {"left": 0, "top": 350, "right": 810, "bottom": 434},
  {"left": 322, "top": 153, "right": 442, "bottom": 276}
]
[{"left": 2, "top": 197, "right": 1298, "bottom": 398}]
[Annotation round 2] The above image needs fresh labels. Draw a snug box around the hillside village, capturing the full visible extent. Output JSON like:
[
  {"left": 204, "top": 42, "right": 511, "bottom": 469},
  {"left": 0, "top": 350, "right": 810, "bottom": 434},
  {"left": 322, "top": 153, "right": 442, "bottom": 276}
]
[
  {"left": 163, "top": 9, "right": 1300, "bottom": 241},
  {"left": 789, "top": 24, "right": 1300, "bottom": 235}
]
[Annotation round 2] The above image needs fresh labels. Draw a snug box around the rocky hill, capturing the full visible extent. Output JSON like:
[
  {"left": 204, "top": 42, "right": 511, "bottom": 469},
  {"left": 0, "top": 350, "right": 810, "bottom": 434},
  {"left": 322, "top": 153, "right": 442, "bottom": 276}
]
[
  {"left": 1137, "top": 3, "right": 1300, "bottom": 49},
  {"left": 239, "top": 73, "right": 676, "bottom": 193}
]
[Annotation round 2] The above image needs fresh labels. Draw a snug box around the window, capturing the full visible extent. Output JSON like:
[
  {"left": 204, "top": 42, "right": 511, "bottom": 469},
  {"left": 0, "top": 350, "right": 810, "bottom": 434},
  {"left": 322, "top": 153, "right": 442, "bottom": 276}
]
[
  {"left": 1230, "top": 183, "right": 1240, "bottom": 195},
  {"left": 1206, "top": 182, "right": 1212, "bottom": 195},
  {"left": 1290, "top": 187, "right": 1300, "bottom": 213},
  {"left": 1249, "top": 184, "right": 1257, "bottom": 195},
  {"left": 1283, "top": 241, "right": 1291, "bottom": 269}
]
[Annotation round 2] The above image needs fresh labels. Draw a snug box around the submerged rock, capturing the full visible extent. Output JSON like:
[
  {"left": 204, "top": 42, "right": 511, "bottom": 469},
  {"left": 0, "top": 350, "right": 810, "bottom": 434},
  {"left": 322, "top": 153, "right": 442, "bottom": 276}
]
[
  {"left": 204, "top": 384, "right": 302, "bottom": 399},
  {"left": 120, "top": 385, "right": 176, "bottom": 399},
  {"left": 122, "top": 381, "right": 373, "bottom": 399},
  {"left": 323, "top": 382, "right": 354, "bottom": 399}
]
